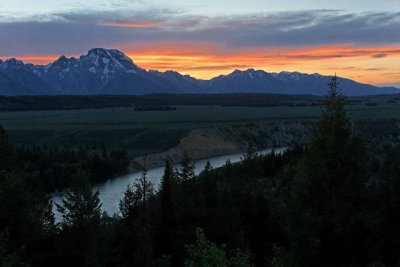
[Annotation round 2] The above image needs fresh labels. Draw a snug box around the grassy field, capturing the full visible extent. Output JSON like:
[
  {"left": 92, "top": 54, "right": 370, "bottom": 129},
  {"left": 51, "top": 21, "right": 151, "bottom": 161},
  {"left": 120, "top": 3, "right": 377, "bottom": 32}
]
[{"left": 1, "top": 102, "right": 400, "bottom": 157}]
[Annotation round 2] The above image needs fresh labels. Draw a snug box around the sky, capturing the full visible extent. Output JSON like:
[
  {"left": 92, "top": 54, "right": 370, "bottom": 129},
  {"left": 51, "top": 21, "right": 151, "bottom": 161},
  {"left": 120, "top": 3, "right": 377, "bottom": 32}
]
[{"left": 0, "top": 0, "right": 399, "bottom": 86}]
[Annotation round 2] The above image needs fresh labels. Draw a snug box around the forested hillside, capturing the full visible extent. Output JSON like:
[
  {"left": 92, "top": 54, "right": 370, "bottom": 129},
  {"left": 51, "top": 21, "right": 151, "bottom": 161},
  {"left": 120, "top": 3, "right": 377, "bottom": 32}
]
[{"left": 2, "top": 77, "right": 400, "bottom": 266}]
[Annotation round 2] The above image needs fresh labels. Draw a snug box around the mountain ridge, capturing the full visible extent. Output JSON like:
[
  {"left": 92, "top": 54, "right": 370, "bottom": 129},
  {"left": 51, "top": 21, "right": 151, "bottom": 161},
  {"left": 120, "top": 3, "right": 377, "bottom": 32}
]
[{"left": 0, "top": 48, "right": 398, "bottom": 96}]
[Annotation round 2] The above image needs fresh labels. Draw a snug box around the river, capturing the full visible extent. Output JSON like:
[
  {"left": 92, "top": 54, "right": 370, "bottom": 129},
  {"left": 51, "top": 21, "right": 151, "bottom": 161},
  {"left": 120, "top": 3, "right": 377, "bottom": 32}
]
[{"left": 52, "top": 147, "right": 286, "bottom": 219}]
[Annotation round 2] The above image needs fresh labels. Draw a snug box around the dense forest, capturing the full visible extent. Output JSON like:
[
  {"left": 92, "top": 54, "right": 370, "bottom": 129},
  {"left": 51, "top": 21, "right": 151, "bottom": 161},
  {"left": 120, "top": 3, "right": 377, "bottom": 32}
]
[
  {"left": 0, "top": 94, "right": 323, "bottom": 111},
  {"left": 2, "top": 77, "right": 400, "bottom": 266},
  {"left": 0, "top": 93, "right": 396, "bottom": 111},
  {"left": 15, "top": 145, "right": 128, "bottom": 193}
]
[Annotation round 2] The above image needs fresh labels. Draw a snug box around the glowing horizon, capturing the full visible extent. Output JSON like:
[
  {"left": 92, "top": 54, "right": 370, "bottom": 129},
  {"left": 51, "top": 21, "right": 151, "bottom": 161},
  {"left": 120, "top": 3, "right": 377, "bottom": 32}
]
[
  {"left": 2, "top": 43, "right": 399, "bottom": 86},
  {"left": 1, "top": 1, "right": 399, "bottom": 87}
]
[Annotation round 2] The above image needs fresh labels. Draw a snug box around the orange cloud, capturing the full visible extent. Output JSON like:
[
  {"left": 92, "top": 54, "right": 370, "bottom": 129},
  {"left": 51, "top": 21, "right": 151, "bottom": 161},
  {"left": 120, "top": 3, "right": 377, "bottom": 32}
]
[
  {"left": 0, "top": 55, "right": 59, "bottom": 65},
  {"left": 3, "top": 43, "right": 400, "bottom": 85},
  {"left": 125, "top": 43, "right": 400, "bottom": 84}
]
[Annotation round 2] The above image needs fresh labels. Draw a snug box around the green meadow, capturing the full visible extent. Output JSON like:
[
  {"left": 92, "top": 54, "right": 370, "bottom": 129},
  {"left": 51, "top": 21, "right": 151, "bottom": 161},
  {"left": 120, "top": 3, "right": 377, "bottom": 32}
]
[{"left": 1, "top": 102, "right": 400, "bottom": 157}]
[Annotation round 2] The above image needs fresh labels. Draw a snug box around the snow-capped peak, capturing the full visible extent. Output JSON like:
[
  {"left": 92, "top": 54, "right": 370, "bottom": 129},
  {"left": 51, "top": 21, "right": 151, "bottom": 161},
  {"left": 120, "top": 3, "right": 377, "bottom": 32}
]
[
  {"left": 82, "top": 48, "right": 138, "bottom": 74},
  {"left": 272, "top": 71, "right": 310, "bottom": 81},
  {"left": 0, "top": 58, "right": 25, "bottom": 70},
  {"left": 0, "top": 48, "right": 398, "bottom": 96}
]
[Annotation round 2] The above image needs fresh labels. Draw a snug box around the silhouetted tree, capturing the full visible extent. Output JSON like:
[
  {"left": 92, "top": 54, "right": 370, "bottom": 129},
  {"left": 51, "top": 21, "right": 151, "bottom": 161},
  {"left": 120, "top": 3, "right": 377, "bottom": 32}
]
[
  {"left": 157, "top": 160, "right": 179, "bottom": 264},
  {"left": 178, "top": 152, "right": 195, "bottom": 182},
  {"left": 56, "top": 173, "right": 102, "bottom": 267},
  {"left": 116, "top": 169, "right": 155, "bottom": 266},
  {"left": 57, "top": 174, "right": 102, "bottom": 229},
  {"left": 0, "top": 167, "right": 57, "bottom": 267},
  {"left": 375, "top": 144, "right": 400, "bottom": 264},
  {"left": 0, "top": 125, "right": 14, "bottom": 171},
  {"left": 288, "top": 76, "right": 370, "bottom": 265},
  {"left": 201, "top": 161, "right": 213, "bottom": 176},
  {"left": 0, "top": 171, "right": 32, "bottom": 263}
]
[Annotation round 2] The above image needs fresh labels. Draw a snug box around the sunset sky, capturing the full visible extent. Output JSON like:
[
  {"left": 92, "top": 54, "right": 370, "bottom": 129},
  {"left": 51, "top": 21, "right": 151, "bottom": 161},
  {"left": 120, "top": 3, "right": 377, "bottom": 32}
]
[{"left": 0, "top": 0, "right": 399, "bottom": 86}]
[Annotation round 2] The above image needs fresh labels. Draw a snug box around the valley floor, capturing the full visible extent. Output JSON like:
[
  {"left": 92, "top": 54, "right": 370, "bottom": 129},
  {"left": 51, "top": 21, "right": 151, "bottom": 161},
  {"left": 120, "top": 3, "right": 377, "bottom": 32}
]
[{"left": 1, "top": 101, "right": 400, "bottom": 163}]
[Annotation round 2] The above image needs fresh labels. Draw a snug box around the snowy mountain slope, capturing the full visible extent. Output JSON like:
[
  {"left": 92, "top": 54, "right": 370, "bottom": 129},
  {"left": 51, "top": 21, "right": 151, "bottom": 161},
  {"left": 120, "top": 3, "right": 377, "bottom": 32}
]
[{"left": 0, "top": 49, "right": 398, "bottom": 96}]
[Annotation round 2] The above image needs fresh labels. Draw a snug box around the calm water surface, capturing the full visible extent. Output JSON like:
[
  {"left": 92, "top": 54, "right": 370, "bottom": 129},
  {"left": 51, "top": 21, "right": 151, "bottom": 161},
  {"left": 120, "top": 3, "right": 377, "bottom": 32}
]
[{"left": 52, "top": 147, "right": 286, "bottom": 220}]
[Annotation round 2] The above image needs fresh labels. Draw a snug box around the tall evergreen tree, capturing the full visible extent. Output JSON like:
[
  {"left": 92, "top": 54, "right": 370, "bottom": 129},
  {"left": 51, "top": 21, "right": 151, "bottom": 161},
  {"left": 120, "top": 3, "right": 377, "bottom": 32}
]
[
  {"left": 56, "top": 172, "right": 102, "bottom": 267},
  {"left": 57, "top": 173, "right": 102, "bottom": 228},
  {"left": 119, "top": 184, "right": 137, "bottom": 219},
  {"left": 157, "top": 160, "right": 179, "bottom": 263},
  {"left": 201, "top": 161, "right": 213, "bottom": 176},
  {"left": 0, "top": 125, "right": 14, "bottom": 171},
  {"left": 119, "top": 168, "right": 154, "bottom": 217},
  {"left": 288, "top": 76, "right": 370, "bottom": 266},
  {"left": 375, "top": 144, "right": 400, "bottom": 263},
  {"left": 134, "top": 167, "right": 153, "bottom": 209},
  {"left": 117, "top": 168, "right": 155, "bottom": 266},
  {"left": 0, "top": 171, "right": 32, "bottom": 257},
  {"left": 178, "top": 152, "right": 195, "bottom": 182},
  {"left": 26, "top": 196, "right": 57, "bottom": 266},
  {"left": 0, "top": 124, "right": 57, "bottom": 266}
]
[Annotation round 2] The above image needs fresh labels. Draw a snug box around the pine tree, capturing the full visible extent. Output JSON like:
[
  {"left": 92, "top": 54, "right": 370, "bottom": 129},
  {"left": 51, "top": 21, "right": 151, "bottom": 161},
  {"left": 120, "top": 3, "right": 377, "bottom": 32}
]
[
  {"left": 178, "top": 152, "right": 195, "bottom": 182},
  {"left": 159, "top": 160, "right": 177, "bottom": 229},
  {"left": 32, "top": 198, "right": 56, "bottom": 237},
  {"left": 117, "top": 168, "right": 155, "bottom": 266},
  {"left": 136, "top": 167, "right": 153, "bottom": 208},
  {"left": 119, "top": 184, "right": 137, "bottom": 218},
  {"left": 0, "top": 125, "right": 14, "bottom": 171},
  {"left": 157, "top": 160, "right": 179, "bottom": 262},
  {"left": 224, "top": 159, "right": 233, "bottom": 178},
  {"left": 56, "top": 172, "right": 102, "bottom": 267},
  {"left": 56, "top": 173, "right": 102, "bottom": 228},
  {"left": 202, "top": 161, "right": 213, "bottom": 175},
  {"left": 375, "top": 144, "right": 400, "bottom": 263},
  {"left": 0, "top": 171, "right": 31, "bottom": 262},
  {"left": 289, "top": 76, "right": 370, "bottom": 266},
  {"left": 119, "top": 167, "right": 154, "bottom": 217},
  {"left": 0, "top": 169, "right": 57, "bottom": 266}
]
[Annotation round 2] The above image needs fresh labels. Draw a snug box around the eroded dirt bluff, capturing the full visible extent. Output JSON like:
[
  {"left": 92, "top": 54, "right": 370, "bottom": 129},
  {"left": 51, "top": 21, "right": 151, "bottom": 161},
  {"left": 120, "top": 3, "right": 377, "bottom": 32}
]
[
  {"left": 129, "top": 121, "right": 314, "bottom": 170},
  {"left": 129, "top": 128, "right": 241, "bottom": 170}
]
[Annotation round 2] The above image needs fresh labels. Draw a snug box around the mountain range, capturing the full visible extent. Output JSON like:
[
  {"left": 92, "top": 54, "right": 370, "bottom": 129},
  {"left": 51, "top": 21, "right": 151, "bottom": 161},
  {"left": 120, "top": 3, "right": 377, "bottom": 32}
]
[{"left": 0, "top": 48, "right": 398, "bottom": 96}]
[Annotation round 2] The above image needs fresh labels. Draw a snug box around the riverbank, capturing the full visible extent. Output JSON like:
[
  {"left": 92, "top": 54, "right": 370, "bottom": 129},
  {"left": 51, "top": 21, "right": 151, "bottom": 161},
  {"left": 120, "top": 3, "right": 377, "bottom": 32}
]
[
  {"left": 129, "top": 128, "right": 242, "bottom": 170},
  {"left": 53, "top": 147, "right": 286, "bottom": 219},
  {"left": 129, "top": 122, "right": 313, "bottom": 170}
]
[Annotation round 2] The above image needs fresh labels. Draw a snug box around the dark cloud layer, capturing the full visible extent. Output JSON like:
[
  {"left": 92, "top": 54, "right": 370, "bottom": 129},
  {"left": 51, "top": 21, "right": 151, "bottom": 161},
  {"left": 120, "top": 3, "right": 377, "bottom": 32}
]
[{"left": 0, "top": 9, "right": 399, "bottom": 56}]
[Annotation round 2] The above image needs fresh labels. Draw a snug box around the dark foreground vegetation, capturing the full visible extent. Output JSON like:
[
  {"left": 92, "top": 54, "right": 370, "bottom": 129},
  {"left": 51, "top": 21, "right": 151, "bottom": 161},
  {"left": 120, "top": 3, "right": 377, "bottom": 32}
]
[
  {"left": 16, "top": 145, "right": 128, "bottom": 193},
  {"left": 2, "top": 77, "right": 400, "bottom": 266},
  {"left": 0, "top": 94, "right": 322, "bottom": 111},
  {"left": 134, "top": 105, "right": 177, "bottom": 111}
]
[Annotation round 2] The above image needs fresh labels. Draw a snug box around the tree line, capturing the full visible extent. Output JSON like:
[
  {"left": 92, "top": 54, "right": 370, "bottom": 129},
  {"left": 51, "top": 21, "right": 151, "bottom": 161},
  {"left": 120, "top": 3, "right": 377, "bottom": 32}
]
[
  {"left": 0, "top": 94, "right": 321, "bottom": 111},
  {"left": 2, "top": 77, "right": 400, "bottom": 266},
  {"left": 15, "top": 144, "right": 128, "bottom": 193}
]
